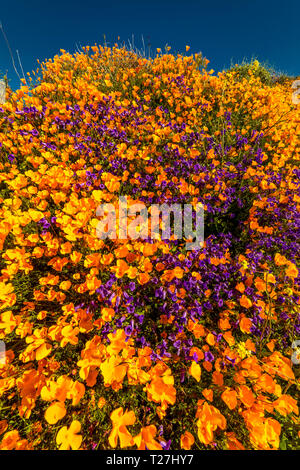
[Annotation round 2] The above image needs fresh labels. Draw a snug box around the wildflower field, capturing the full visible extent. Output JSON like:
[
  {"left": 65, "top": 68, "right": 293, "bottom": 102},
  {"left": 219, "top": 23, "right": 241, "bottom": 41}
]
[{"left": 0, "top": 44, "right": 299, "bottom": 451}]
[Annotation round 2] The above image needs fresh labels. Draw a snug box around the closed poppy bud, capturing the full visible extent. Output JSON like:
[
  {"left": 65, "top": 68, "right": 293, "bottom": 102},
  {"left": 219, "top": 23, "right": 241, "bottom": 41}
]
[
  {"left": 98, "top": 397, "right": 106, "bottom": 409},
  {"left": 221, "top": 388, "right": 238, "bottom": 410},
  {"left": 189, "top": 361, "right": 201, "bottom": 382},
  {"left": 240, "top": 295, "right": 252, "bottom": 309},
  {"left": 180, "top": 430, "right": 194, "bottom": 449}
]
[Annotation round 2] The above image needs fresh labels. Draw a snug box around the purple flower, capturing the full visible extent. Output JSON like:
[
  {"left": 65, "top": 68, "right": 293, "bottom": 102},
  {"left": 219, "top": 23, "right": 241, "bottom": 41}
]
[
  {"left": 160, "top": 440, "right": 171, "bottom": 450},
  {"left": 225, "top": 356, "right": 236, "bottom": 366},
  {"left": 204, "top": 351, "right": 214, "bottom": 363}
]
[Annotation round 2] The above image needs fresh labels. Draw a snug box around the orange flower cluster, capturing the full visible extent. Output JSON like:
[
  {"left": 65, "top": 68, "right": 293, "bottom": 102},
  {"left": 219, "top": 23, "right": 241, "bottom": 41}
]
[{"left": 0, "top": 45, "right": 299, "bottom": 450}]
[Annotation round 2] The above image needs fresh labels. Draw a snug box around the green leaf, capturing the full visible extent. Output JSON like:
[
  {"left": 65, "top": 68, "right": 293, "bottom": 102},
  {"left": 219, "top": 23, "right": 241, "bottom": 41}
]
[{"left": 279, "top": 435, "right": 287, "bottom": 450}]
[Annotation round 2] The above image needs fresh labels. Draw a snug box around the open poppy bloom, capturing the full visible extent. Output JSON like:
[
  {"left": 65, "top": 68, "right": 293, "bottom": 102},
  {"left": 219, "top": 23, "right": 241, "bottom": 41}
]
[
  {"left": 133, "top": 425, "right": 163, "bottom": 450},
  {"left": 56, "top": 420, "right": 82, "bottom": 450},
  {"left": 196, "top": 402, "right": 226, "bottom": 445},
  {"left": 44, "top": 401, "right": 66, "bottom": 425},
  {"left": 108, "top": 407, "right": 136, "bottom": 448}
]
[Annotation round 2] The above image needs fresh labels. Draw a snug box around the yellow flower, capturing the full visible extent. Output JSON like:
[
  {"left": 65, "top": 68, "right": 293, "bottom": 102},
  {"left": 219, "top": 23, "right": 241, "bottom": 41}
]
[
  {"left": 44, "top": 401, "right": 66, "bottom": 424},
  {"left": 189, "top": 361, "right": 201, "bottom": 382},
  {"left": 236, "top": 341, "right": 252, "bottom": 359},
  {"left": 56, "top": 420, "right": 82, "bottom": 450},
  {"left": 108, "top": 407, "right": 136, "bottom": 448}
]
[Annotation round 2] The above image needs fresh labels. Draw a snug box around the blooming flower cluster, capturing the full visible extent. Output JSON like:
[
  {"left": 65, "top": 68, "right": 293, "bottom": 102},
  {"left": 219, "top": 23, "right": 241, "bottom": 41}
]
[{"left": 0, "top": 44, "right": 299, "bottom": 450}]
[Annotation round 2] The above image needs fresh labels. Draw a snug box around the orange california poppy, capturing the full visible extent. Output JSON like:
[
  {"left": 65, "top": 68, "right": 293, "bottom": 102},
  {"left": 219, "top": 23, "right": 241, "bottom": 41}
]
[
  {"left": 108, "top": 407, "right": 136, "bottom": 448},
  {"left": 180, "top": 430, "right": 194, "bottom": 450},
  {"left": 56, "top": 420, "right": 82, "bottom": 450}
]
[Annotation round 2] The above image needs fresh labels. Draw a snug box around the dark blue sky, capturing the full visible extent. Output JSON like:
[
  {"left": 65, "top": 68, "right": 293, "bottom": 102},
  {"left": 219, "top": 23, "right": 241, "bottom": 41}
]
[{"left": 1, "top": 0, "right": 299, "bottom": 92}]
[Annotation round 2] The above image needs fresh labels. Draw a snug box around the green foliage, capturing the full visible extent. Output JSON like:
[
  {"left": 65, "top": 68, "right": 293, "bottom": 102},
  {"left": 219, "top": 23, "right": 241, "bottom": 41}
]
[{"left": 227, "top": 58, "right": 293, "bottom": 86}]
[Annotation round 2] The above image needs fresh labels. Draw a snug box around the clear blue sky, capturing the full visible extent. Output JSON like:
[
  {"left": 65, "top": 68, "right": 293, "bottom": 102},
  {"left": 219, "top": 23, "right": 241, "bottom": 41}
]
[{"left": 1, "top": 0, "right": 299, "bottom": 91}]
